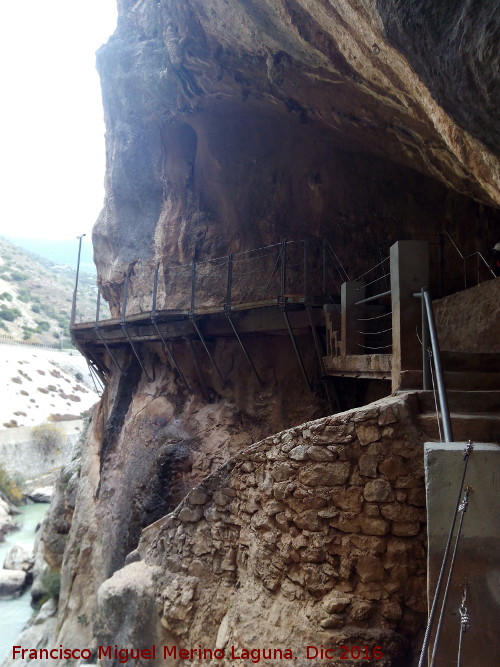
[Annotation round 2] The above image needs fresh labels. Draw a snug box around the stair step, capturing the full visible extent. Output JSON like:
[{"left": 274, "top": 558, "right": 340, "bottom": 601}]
[
  {"left": 417, "top": 413, "right": 500, "bottom": 443},
  {"left": 443, "top": 371, "right": 500, "bottom": 391},
  {"left": 441, "top": 351, "right": 500, "bottom": 373},
  {"left": 417, "top": 390, "right": 500, "bottom": 414}
]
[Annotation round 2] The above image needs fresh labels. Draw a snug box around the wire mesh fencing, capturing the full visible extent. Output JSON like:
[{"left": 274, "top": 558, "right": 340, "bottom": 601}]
[{"left": 73, "top": 238, "right": 350, "bottom": 324}]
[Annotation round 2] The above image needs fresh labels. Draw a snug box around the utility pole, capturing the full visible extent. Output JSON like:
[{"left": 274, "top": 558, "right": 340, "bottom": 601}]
[{"left": 70, "top": 234, "right": 86, "bottom": 328}]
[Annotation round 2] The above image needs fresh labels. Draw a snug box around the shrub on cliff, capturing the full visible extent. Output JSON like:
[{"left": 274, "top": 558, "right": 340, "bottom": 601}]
[
  {"left": 31, "top": 422, "right": 64, "bottom": 456},
  {"left": 0, "top": 306, "right": 21, "bottom": 321},
  {"left": 0, "top": 464, "right": 23, "bottom": 505}
]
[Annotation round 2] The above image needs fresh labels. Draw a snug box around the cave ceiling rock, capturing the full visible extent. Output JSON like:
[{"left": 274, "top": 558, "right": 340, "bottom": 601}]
[{"left": 118, "top": 0, "right": 499, "bottom": 205}]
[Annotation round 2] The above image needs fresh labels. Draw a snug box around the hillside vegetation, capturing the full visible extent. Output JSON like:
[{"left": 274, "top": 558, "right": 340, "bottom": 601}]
[{"left": 0, "top": 238, "right": 97, "bottom": 345}]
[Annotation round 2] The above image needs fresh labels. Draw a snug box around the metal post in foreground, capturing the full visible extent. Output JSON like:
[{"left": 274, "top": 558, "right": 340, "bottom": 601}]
[
  {"left": 70, "top": 233, "right": 86, "bottom": 327},
  {"left": 422, "top": 289, "right": 454, "bottom": 442}
]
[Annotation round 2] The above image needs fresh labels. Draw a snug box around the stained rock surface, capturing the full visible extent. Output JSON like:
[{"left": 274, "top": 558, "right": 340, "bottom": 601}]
[
  {"left": 96, "top": 394, "right": 427, "bottom": 666},
  {"left": 94, "top": 0, "right": 499, "bottom": 310},
  {"left": 8, "top": 2, "right": 499, "bottom": 666}
]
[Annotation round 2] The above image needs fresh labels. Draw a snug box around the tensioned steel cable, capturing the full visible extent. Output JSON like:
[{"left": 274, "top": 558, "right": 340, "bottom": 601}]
[
  {"left": 417, "top": 441, "right": 473, "bottom": 667},
  {"left": 429, "top": 487, "right": 471, "bottom": 667},
  {"left": 457, "top": 581, "right": 470, "bottom": 667}
]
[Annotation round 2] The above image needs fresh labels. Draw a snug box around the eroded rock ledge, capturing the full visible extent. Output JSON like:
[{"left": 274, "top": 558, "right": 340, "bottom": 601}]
[{"left": 94, "top": 394, "right": 426, "bottom": 666}]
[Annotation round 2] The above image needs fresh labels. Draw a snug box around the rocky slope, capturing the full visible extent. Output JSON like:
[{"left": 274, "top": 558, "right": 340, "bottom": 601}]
[
  {"left": 6, "top": 1, "right": 499, "bottom": 666},
  {"left": 0, "top": 238, "right": 96, "bottom": 343}
]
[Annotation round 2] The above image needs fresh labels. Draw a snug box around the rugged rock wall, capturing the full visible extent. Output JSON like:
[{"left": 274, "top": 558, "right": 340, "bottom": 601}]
[
  {"left": 94, "top": 0, "right": 499, "bottom": 310},
  {"left": 10, "top": 2, "right": 500, "bottom": 666},
  {"left": 95, "top": 394, "right": 426, "bottom": 667}
]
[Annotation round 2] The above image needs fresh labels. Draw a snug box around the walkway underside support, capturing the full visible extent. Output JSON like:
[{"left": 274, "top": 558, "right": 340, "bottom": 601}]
[
  {"left": 122, "top": 325, "right": 154, "bottom": 382},
  {"left": 306, "top": 306, "right": 338, "bottom": 413},
  {"left": 152, "top": 321, "right": 191, "bottom": 392},
  {"left": 226, "top": 315, "right": 262, "bottom": 385},
  {"left": 282, "top": 309, "right": 311, "bottom": 391},
  {"left": 188, "top": 338, "right": 210, "bottom": 402},
  {"left": 190, "top": 318, "right": 225, "bottom": 386},
  {"left": 94, "top": 326, "right": 124, "bottom": 375}
]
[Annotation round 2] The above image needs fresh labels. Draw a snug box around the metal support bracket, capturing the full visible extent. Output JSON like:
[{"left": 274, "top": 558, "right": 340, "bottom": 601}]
[
  {"left": 306, "top": 306, "right": 338, "bottom": 412},
  {"left": 282, "top": 308, "right": 311, "bottom": 391},
  {"left": 151, "top": 265, "right": 191, "bottom": 392},
  {"left": 190, "top": 317, "right": 225, "bottom": 386},
  {"left": 94, "top": 287, "right": 124, "bottom": 375},
  {"left": 121, "top": 274, "right": 154, "bottom": 382},
  {"left": 188, "top": 338, "right": 210, "bottom": 401},
  {"left": 226, "top": 314, "right": 262, "bottom": 384}
]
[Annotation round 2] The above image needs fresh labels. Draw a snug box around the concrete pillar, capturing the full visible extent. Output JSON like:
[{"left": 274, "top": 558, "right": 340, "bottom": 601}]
[
  {"left": 341, "top": 281, "right": 365, "bottom": 356},
  {"left": 390, "top": 240, "right": 429, "bottom": 391},
  {"left": 424, "top": 443, "right": 500, "bottom": 667}
]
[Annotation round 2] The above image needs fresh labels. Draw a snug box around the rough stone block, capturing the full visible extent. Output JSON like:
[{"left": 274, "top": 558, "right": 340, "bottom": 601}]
[
  {"left": 178, "top": 506, "right": 203, "bottom": 522},
  {"left": 333, "top": 487, "right": 363, "bottom": 512},
  {"left": 407, "top": 487, "right": 426, "bottom": 506},
  {"left": 381, "top": 600, "right": 402, "bottom": 620},
  {"left": 358, "top": 516, "right": 390, "bottom": 536},
  {"left": 299, "top": 462, "right": 350, "bottom": 486},
  {"left": 271, "top": 463, "right": 297, "bottom": 481},
  {"left": 359, "top": 454, "right": 378, "bottom": 477},
  {"left": 356, "top": 423, "right": 381, "bottom": 446},
  {"left": 349, "top": 600, "right": 375, "bottom": 620},
  {"left": 379, "top": 456, "right": 407, "bottom": 479},
  {"left": 363, "top": 479, "right": 395, "bottom": 502},
  {"left": 288, "top": 445, "right": 309, "bottom": 460},
  {"left": 306, "top": 446, "right": 337, "bottom": 461},
  {"left": 355, "top": 555, "right": 384, "bottom": 582},
  {"left": 380, "top": 503, "right": 425, "bottom": 522},
  {"left": 188, "top": 489, "right": 209, "bottom": 505},
  {"left": 378, "top": 406, "right": 398, "bottom": 425},
  {"left": 293, "top": 510, "right": 322, "bottom": 531},
  {"left": 391, "top": 521, "right": 421, "bottom": 537}
]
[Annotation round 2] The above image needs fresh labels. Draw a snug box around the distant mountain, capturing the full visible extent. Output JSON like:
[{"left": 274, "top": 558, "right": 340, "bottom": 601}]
[
  {"left": 0, "top": 238, "right": 99, "bottom": 345},
  {"left": 4, "top": 236, "right": 96, "bottom": 276}
]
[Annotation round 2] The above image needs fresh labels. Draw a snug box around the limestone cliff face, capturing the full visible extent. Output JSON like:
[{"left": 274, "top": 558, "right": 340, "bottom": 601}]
[
  {"left": 9, "top": 3, "right": 499, "bottom": 667},
  {"left": 93, "top": 0, "right": 499, "bottom": 305}
]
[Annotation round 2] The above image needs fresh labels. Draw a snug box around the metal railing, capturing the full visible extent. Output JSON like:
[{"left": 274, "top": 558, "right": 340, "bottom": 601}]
[
  {"left": 72, "top": 238, "right": 349, "bottom": 326},
  {"left": 415, "top": 288, "right": 454, "bottom": 443},
  {"left": 354, "top": 255, "right": 393, "bottom": 354},
  {"left": 442, "top": 228, "right": 496, "bottom": 291}
]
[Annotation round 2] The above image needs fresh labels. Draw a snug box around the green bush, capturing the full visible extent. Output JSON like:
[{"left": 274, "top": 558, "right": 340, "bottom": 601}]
[
  {"left": 11, "top": 271, "right": 28, "bottom": 281},
  {"left": 36, "top": 320, "right": 50, "bottom": 332},
  {"left": 31, "top": 304, "right": 41, "bottom": 313},
  {"left": 0, "top": 321, "right": 7, "bottom": 331},
  {"left": 17, "top": 287, "right": 30, "bottom": 302},
  {"left": 0, "top": 464, "right": 23, "bottom": 505},
  {"left": 0, "top": 292, "right": 12, "bottom": 301},
  {"left": 0, "top": 306, "right": 21, "bottom": 321},
  {"left": 40, "top": 571, "right": 61, "bottom": 601}
]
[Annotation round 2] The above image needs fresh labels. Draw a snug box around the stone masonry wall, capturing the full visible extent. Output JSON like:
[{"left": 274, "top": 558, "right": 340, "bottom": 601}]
[{"left": 96, "top": 394, "right": 427, "bottom": 666}]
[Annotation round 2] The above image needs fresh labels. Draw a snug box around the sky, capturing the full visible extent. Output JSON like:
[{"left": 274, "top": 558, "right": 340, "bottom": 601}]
[{"left": 0, "top": 0, "right": 117, "bottom": 242}]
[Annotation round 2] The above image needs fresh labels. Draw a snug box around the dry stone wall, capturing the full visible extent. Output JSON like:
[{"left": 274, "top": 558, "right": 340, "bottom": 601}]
[{"left": 96, "top": 394, "right": 427, "bottom": 666}]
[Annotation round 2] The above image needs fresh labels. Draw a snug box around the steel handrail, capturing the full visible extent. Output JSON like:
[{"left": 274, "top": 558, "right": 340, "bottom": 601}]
[{"left": 415, "top": 289, "right": 454, "bottom": 442}]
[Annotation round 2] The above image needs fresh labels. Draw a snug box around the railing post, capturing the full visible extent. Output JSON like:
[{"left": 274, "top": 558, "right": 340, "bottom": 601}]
[
  {"left": 226, "top": 254, "right": 233, "bottom": 312},
  {"left": 70, "top": 233, "right": 86, "bottom": 327},
  {"left": 190, "top": 260, "right": 196, "bottom": 314},
  {"left": 322, "top": 238, "right": 327, "bottom": 296},
  {"left": 422, "top": 290, "right": 453, "bottom": 442},
  {"left": 279, "top": 240, "right": 287, "bottom": 306},
  {"left": 303, "top": 240, "right": 308, "bottom": 301},
  {"left": 438, "top": 231, "right": 445, "bottom": 297},
  {"left": 341, "top": 281, "right": 365, "bottom": 356},
  {"left": 421, "top": 288, "right": 431, "bottom": 390},
  {"left": 390, "top": 240, "right": 429, "bottom": 391}
]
